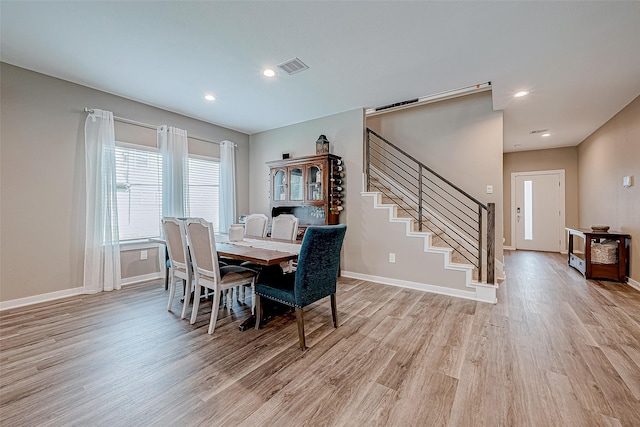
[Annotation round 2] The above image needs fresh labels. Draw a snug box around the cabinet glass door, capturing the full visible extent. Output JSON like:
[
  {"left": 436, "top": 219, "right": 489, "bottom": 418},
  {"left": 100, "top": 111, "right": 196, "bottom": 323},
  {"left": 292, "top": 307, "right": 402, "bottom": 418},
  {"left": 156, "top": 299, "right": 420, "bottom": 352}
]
[
  {"left": 273, "top": 169, "right": 286, "bottom": 201},
  {"left": 307, "top": 165, "right": 322, "bottom": 200},
  {"left": 290, "top": 167, "right": 303, "bottom": 200}
]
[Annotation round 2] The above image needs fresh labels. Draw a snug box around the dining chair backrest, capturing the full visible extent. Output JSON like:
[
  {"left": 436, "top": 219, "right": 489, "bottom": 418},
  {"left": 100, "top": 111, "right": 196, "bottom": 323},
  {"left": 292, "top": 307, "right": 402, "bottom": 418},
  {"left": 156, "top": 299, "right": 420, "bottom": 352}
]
[
  {"left": 162, "top": 217, "right": 189, "bottom": 271},
  {"left": 270, "top": 214, "right": 299, "bottom": 241},
  {"left": 185, "top": 218, "right": 221, "bottom": 283},
  {"left": 294, "top": 225, "right": 347, "bottom": 307},
  {"left": 244, "top": 213, "right": 268, "bottom": 238}
]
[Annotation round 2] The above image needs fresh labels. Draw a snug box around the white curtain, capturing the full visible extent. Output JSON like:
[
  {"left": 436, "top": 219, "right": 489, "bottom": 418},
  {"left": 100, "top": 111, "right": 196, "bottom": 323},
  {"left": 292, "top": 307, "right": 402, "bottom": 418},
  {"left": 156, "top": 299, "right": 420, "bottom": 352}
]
[
  {"left": 219, "top": 140, "right": 237, "bottom": 232},
  {"left": 158, "top": 126, "right": 189, "bottom": 218},
  {"left": 84, "top": 109, "right": 121, "bottom": 293}
]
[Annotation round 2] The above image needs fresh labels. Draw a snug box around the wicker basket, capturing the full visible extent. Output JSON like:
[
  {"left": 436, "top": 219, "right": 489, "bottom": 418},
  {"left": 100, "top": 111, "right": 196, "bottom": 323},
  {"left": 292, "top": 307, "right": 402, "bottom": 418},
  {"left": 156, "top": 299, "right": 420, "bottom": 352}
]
[{"left": 591, "top": 240, "right": 618, "bottom": 264}]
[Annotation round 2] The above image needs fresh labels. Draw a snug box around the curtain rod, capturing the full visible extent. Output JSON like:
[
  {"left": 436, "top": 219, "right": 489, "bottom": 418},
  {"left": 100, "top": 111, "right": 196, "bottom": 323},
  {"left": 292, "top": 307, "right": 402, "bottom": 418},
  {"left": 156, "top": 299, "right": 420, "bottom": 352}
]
[{"left": 83, "top": 107, "right": 226, "bottom": 146}]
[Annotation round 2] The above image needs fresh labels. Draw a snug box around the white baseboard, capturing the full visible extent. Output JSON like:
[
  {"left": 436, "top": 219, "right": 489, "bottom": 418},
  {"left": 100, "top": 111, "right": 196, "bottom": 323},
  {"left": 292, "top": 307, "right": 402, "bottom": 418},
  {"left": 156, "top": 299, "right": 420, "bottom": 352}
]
[
  {"left": 628, "top": 277, "right": 640, "bottom": 292},
  {"left": 121, "top": 272, "right": 163, "bottom": 286},
  {"left": 495, "top": 258, "right": 505, "bottom": 281},
  {"left": 0, "top": 287, "right": 83, "bottom": 311},
  {"left": 341, "top": 270, "right": 496, "bottom": 303},
  {"left": 0, "top": 272, "right": 163, "bottom": 312},
  {"left": 503, "top": 246, "right": 516, "bottom": 251}
]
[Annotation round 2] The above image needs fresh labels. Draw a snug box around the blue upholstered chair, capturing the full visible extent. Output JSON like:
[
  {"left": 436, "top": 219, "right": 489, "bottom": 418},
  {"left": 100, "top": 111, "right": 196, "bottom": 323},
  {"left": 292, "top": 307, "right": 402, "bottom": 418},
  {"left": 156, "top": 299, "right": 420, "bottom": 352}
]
[{"left": 254, "top": 224, "right": 347, "bottom": 350}]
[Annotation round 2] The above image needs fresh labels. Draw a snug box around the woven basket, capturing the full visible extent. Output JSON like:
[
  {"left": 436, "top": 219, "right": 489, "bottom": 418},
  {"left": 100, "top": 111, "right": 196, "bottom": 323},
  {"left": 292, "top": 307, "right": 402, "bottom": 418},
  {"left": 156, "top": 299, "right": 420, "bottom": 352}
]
[{"left": 591, "top": 240, "right": 618, "bottom": 264}]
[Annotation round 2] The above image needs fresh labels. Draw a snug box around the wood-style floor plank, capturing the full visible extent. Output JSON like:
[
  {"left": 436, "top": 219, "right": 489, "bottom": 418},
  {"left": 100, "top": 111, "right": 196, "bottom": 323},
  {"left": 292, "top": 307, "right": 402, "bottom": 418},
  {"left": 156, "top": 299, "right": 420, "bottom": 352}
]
[{"left": 1, "top": 251, "right": 640, "bottom": 426}]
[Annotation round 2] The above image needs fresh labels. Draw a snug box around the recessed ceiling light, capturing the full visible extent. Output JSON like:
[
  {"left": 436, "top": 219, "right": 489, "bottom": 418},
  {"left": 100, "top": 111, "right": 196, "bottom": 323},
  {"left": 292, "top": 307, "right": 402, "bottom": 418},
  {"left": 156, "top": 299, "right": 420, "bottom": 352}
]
[
  {"left": 263, "top": 69, "right": 275, "bottom": 77},
  {"left": 204, "top": 94, "right": 216, "bottom": 101},
  {"left": 541, "top": 133, "right": 551, "bottom": 137},
  {"left": 514, "top": 91, "right": 529, "bottom": 98}
]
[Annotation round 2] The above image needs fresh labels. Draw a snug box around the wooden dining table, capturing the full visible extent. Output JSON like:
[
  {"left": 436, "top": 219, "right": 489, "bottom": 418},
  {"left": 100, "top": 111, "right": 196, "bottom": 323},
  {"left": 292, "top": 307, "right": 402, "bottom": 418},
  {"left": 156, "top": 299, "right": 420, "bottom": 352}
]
[
  {"left": 216, "top": 235, "right": 301, "bottom": 330},
  {"left": 152, "top": 234, "right": 301, "bottom": 330},
  {"left": 151, "top": 235, "right": 300, "bottom": 284},
  {"left": 214, "top": 236, "right": 300, "bottom": 266}
]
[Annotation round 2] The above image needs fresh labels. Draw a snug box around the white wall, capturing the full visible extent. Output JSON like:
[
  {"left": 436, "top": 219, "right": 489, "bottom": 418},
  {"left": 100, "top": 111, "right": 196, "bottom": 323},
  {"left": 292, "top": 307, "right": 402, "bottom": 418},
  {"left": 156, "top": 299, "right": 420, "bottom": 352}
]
[{"left": 0, "top": 63, "right": 250, "bottom": 302}]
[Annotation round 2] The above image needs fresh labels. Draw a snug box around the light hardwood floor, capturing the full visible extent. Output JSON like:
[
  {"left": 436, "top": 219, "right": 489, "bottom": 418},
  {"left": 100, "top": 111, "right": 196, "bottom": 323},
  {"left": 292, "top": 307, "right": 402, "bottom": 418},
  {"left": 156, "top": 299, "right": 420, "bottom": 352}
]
[{"left": 1, "top": 251, "right": 640, "bottom": 426}]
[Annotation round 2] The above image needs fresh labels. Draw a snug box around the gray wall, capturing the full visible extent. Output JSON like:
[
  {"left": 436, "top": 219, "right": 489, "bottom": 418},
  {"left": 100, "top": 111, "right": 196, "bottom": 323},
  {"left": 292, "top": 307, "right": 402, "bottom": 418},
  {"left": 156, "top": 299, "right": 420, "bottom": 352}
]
[
  {"left": 0, "top": 63, "right": 250, "bottom": 302},
  {"left": 367, "top": 92, "right": 504, "bottom": 265},
  {"left": 503, "top": 147, "right": 579, "bottom": 248},
  {"left": 578, "top": 95, "right": 640, "bottom": 283},
  {"left": 250, "top": 92, "right": 503, "bottom": 287},
  {"left": 249, "top": 109, "right": 365, "bottom": 276}
]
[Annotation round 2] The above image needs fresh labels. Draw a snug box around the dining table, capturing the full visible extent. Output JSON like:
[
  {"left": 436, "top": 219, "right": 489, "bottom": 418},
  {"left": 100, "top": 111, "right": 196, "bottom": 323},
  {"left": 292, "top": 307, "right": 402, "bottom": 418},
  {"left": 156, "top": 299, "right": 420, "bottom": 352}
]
[
  {"left": 215, "top": 235, "right": 301, "bottom": 330},
  {"left": 151, "top": 233, "right": 301, "bottom": 330},
  {"left": 214, "top": 235, "right": 300, "bottom": 266}
]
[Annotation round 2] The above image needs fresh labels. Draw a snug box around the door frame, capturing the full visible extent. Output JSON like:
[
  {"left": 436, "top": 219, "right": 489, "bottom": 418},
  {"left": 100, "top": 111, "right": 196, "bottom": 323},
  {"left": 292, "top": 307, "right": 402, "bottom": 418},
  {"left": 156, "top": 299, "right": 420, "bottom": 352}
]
[{"left": 510, "top": 169, "right": 566, "bottom": 253}]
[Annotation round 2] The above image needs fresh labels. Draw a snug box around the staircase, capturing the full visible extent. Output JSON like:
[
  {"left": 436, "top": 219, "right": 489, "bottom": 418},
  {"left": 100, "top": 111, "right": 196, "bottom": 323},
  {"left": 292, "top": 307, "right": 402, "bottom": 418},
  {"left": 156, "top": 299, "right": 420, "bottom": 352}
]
[{"left": 362, "top": 128, "right": 497, "bottom": 303}]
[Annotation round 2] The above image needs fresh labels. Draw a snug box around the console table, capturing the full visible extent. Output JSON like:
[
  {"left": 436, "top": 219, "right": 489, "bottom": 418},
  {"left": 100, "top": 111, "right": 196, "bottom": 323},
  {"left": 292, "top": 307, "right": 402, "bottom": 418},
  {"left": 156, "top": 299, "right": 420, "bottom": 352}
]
[{"left": 566, "top": 227, "right": 631, "bottom": 282}]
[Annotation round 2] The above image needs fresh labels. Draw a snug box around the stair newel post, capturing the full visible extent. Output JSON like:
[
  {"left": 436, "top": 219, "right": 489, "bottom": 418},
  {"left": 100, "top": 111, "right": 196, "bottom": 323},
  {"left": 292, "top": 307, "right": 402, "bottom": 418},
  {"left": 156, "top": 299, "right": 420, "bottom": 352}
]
[
  {"left": 487, "top": 202, "right": 495, "bottom": 285},
  {"left": 365, "top": 130, "right": 371, "bottom": 191},
  {"left": 418, "top": 164, "right": 423, "bottom": 231},
  {"left": 478, "top": 204, "right": 483, "bottom": 282}
]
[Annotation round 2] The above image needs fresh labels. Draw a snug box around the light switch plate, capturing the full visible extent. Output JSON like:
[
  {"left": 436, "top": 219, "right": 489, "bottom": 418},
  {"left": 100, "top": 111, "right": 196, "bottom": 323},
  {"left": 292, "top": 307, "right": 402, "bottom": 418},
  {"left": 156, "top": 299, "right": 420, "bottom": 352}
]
[{"left": 486, "top": 185, "right": 493, "bottom": 194}]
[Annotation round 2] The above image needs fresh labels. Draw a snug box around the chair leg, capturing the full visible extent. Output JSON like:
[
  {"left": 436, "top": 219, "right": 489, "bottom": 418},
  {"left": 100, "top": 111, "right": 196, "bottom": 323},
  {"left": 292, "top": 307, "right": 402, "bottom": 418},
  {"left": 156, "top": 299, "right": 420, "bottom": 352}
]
[
  {"left": 250, "top": 282, "right": 256, "bottom": 315},
  {"left": 254, "top": 295, "right": 262, "bottom": 330},
  {"left": 167, "top": 272, "right": 176, "bottom": 311},
  {"left": 295, "top": 307, "right": 306, "bottom": 351},
  {"left": 180, "top": 275, "right": 192, "bottom": 320},
  {"left": 330, "top": 294, "right": 338, "bottom": 328},
  {"left": 223, "top": 289, "right": 229, "bottom": 307},
  {"left": 207, "top": 289, "right": 220, "bottom": 335},
  {"left": 190, "top": 279, "right": 202, "bottom": 325}
]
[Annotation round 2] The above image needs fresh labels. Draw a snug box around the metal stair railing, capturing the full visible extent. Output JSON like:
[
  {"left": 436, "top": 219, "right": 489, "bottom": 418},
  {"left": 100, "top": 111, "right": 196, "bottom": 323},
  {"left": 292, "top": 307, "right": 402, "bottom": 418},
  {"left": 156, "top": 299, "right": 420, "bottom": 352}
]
[{"left": 366, "top": 128, "right": 495, "bottom": 284}]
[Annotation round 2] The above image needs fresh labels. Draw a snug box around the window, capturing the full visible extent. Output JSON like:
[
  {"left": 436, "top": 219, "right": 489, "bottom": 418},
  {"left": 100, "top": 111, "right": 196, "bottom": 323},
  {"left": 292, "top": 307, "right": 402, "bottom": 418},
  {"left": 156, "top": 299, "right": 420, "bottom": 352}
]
[
  {"left": 187, "top": 156, "right": 220, "bottom": 232},
  {"left": 114, "top": 144, "right": 220, "bottom": 240},
  {"left": 115, "top": 143, "right": 162, "bottom": 240},
  {"left": 524, "top": 180, "right": 533, "bottom": 240}
]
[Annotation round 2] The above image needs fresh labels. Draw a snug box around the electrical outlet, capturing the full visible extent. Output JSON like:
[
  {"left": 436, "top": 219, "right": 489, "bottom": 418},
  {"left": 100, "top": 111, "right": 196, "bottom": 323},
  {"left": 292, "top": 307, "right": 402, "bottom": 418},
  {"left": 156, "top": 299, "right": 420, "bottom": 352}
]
[
  {"left": 140, "top": 250, "right": 148, "bottom": 261},
  {"left": 389, "top": 253, "right": 396, "bottom": 263}
]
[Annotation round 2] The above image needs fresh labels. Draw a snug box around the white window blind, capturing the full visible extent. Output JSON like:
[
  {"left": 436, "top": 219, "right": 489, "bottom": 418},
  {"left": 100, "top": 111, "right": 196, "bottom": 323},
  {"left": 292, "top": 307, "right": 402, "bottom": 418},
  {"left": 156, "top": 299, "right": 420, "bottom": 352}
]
[
  {"left": 187, "top": 156, "right": 220, "bottom": 232},
  {"left": 115, "top": 144, "right": 163, "bottom": 240}
]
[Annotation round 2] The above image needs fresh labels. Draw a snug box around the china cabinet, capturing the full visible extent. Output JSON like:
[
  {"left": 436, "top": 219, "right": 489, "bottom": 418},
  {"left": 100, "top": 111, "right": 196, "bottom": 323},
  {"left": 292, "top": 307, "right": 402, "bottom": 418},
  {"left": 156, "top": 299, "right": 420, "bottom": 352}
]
[{"left": 267, "top": 153, "right": 343, "bottom": 238}]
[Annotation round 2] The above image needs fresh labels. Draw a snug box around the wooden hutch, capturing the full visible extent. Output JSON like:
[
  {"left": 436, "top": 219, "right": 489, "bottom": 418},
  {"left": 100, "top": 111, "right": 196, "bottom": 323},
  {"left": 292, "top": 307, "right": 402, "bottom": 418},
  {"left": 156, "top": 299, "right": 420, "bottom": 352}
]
[{"left": 267, "top": 153, "right": 344, "bottom": 239}]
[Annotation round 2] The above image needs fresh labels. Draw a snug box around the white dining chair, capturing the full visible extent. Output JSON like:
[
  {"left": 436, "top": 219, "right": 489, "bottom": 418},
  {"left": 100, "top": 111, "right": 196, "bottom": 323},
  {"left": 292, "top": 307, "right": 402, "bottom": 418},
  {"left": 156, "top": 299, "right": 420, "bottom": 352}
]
[
  {"left": 185, "top": 218, "right": 258, "bottom": 334},
  {"left": 162, "top": 217, "right": 193, "bottom": 320},
  {"left": 270, "top": 214, "right": 299, "bottom": 241},
  {"left": 244, "top": 213, "right": 268, "bottom": 238},
  {"left": 270, "top": 214, "right": 299, "bottom": 272}
]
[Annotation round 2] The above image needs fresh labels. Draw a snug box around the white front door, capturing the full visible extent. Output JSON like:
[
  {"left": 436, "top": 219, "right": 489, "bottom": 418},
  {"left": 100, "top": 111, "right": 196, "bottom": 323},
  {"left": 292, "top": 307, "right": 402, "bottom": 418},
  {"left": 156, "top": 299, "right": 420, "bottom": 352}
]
[{"left": 514, "top": 171, "right": 563, "bottom": 252}]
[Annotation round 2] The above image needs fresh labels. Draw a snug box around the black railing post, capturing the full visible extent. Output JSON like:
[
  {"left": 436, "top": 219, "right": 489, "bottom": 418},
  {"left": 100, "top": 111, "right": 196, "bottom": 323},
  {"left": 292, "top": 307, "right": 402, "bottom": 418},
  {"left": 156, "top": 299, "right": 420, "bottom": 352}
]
[
  {"left": 487, "top": 203, "right": 495, "bottom": 285},
  {"left": 478, "top": 205, "right": 483, "bottom": 281},
  {"left": 418, "top": 164, "right": 423, "bottom": 231},
  {"left": 365, "top": 130, "right": 371, "bottom": 191}
]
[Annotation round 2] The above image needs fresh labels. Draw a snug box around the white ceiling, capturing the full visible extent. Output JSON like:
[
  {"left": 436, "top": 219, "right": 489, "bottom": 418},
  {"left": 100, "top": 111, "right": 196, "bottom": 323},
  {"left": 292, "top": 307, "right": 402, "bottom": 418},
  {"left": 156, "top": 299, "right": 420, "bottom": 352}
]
[{"left": 2, "top": 1, "right": 639, "bottom": 152}]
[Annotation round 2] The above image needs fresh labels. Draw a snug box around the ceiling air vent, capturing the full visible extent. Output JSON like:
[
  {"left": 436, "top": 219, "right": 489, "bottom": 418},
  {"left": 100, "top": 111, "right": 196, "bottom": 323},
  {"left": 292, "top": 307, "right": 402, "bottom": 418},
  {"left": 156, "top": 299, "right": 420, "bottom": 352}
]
[
  {"left": 529, "top": 129, "right": 549, "bottom": 134},
  {"left": 277, "top": 57, "right": 309, "bottom": 75}
]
